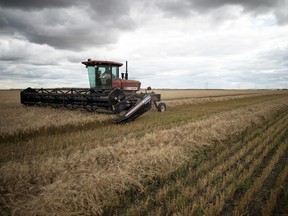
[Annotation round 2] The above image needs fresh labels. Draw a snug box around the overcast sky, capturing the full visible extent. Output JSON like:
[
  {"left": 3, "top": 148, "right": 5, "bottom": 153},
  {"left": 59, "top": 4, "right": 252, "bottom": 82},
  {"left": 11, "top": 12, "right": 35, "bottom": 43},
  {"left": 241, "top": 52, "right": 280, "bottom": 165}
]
[{"left": 0, "top": 0, "right": 287, "bottom": 89}]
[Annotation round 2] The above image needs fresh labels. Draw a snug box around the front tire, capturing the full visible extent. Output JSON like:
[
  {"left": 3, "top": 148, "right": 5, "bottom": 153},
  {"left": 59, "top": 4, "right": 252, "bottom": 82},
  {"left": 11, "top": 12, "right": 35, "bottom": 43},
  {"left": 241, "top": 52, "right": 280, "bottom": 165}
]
[{"left": 157, "top": 102, "right": 166, "bottom": 112}]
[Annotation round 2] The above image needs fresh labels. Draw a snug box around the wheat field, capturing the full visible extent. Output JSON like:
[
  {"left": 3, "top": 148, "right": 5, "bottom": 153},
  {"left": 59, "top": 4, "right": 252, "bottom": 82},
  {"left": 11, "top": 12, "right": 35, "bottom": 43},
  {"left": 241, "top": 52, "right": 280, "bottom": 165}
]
[{"left": 1, "top": 89, "right": 288, "bottom": 215}]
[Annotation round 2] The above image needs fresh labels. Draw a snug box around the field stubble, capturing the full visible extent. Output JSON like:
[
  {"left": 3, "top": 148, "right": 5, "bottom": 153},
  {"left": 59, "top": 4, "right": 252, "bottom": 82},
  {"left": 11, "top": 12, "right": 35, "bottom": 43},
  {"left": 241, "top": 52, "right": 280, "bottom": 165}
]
[
  {"left": 0, "top": 90, "right": 288, "bottom": 215},
  {"left": 0, "top": 89, "right": 282, "bottom": 137}
]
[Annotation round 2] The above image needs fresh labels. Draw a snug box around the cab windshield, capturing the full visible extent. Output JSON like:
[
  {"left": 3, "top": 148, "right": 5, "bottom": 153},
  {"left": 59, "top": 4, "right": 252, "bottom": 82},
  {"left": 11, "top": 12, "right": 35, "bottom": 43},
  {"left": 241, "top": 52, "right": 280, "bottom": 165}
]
[{"left": 87, "top": 65, "right": 119, "bottom": 88}]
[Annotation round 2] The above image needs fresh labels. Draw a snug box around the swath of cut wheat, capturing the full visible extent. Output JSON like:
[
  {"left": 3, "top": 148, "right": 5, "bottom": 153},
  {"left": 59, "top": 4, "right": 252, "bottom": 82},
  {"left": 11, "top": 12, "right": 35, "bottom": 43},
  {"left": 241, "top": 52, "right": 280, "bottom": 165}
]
[{"left": 1, "top": 92, "right": 288, "bottom": 215}]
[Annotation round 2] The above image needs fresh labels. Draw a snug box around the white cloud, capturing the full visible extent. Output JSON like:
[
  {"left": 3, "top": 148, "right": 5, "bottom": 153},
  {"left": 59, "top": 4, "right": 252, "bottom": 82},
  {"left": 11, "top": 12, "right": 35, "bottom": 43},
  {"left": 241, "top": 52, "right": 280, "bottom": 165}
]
[
  {"left": 107, "top": 9, "right": 287, "bottom": 89},
  {"left": 0, "top": 0, "right": 287, "bottom": 89}
]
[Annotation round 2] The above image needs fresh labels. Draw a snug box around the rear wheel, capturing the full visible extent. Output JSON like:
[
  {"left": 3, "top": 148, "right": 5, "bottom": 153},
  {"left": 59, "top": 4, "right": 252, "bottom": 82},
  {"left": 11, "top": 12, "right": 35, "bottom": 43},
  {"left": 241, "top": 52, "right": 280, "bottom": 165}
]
[{"left": 157, "top": 102, "right": 166, "bottom": 112}]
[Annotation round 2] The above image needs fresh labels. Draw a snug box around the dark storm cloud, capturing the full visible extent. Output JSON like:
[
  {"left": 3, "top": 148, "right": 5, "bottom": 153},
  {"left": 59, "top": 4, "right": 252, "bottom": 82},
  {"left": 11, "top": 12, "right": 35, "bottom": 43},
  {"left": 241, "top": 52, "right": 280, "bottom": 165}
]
[
  {"left": 191, "top": 0, "right": 280, "bottom": 12},
  {"left": 0, "top": 0, "right": 78, "bottom": 9},
  {"left": 0, "top": 0, "right": 135, "bottom": 50},
  {"left": 156, "top": 0, "right": 288, "bottom": 24}
]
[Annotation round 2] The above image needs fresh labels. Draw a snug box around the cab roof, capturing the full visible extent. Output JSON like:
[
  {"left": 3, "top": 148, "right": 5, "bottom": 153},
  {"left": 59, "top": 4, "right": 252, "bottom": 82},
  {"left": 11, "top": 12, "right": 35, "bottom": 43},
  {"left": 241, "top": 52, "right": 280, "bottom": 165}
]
[{"left": 81, "top": 59, "right": 123, "bottom": 67}]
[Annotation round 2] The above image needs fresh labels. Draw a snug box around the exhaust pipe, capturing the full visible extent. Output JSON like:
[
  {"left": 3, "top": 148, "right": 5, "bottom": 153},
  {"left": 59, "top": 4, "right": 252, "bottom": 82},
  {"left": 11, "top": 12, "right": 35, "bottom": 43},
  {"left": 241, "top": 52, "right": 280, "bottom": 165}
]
[
  {"left": 125, "top": 60, "right": 128, "bottom": 80},
  {"left": 121, "top": 61, "right": 128, "bottom": 80},
  {"left": 121, "top": 61, "right": 129, "bottom": 80}
]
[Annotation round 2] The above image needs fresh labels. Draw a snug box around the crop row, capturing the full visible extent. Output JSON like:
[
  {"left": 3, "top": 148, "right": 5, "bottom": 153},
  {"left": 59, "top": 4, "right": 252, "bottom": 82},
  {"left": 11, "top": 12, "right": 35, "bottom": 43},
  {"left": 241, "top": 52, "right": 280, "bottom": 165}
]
[{"left": 119, "top": 108, "right": 288, "bottom": 215}]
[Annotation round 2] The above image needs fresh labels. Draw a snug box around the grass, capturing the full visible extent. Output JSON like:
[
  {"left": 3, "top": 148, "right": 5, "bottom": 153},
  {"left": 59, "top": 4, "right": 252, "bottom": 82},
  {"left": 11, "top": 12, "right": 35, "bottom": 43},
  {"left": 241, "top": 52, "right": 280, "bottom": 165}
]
[{"left": 1, "top": 89, "right": 288, "bottom": 215}]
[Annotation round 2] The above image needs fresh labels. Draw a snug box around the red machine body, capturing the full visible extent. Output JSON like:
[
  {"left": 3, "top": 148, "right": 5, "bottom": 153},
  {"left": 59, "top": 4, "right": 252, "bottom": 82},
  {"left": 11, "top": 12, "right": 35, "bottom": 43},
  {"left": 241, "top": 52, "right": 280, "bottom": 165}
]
[{"left": 112, "top": 79, "right": 141, "bottom": 92}]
